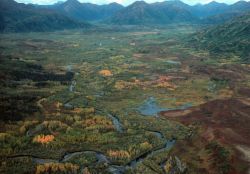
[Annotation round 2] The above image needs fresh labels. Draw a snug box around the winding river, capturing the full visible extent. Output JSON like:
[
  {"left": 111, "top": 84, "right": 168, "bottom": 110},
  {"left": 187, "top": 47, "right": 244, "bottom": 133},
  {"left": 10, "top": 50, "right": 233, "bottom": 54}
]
[
  {"left": 12, "top": 115, "right": 175, "bottom": 174},
  {"left": 19, "top": 69, "right": 180, "bottom": 173}
]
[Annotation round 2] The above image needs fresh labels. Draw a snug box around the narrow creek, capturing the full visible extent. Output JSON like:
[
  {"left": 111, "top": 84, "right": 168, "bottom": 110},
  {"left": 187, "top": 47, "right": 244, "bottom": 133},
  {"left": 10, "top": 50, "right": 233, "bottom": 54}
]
[
  {"left": 107, "top": 114, "right": 124, "bottom": 133},
  {"left": 61, "top": 150, "right": 109, "bottom": 164},
  {"left": 64, "top": 65, "right": 76, "bottom": 109},
  {"left": 11, "top": 114, "right": 175, "bottom": 174},
  {"left": 69, "top": 80, "right": 76, "bottom": 92},
  {"left": 67, "top": 65, "right": 76, "bottom": 93},
  {"left": 20, "top": 71, "right": 179, "bottom": 173},
  {"left": 107, "top": 137, "right": 175, "bottom": 174}
]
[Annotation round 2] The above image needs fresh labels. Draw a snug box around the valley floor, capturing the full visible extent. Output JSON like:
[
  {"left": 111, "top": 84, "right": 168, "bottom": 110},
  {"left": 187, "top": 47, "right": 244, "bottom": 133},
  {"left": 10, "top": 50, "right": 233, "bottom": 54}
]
[{"left": 0, "top": 25, "right": 249, "bottom": 174}]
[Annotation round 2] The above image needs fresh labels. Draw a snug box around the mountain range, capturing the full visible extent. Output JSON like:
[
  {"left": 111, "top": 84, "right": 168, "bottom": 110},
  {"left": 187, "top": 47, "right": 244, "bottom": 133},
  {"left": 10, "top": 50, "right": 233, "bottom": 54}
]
[
  {"left": 0, "top": 0, "right": 89, "bottom": 32},
  {"left": 107, "top": 1, "right": 197, "bottom": 25},
  {"left": 40, "top": 0, "right": 124, "bottom": 22},
  {"left": 108, "top": 0, "right": 250, "bottom": 25},
  {"left": 0, "top": 0, "right": 250, "bottom": 32}
]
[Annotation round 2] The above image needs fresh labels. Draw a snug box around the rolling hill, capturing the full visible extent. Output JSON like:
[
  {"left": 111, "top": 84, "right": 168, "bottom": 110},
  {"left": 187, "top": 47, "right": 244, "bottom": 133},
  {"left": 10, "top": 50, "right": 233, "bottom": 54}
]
[
  {"left": 191, "top": 13, "right": 250, "bottom": 62},
  {"left": 0, "top": 0, "right": 89, "bottom": 32}
]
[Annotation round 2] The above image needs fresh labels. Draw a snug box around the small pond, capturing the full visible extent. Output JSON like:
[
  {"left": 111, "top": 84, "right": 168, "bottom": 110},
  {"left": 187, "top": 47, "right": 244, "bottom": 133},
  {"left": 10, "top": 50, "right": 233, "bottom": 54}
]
[{"left": 138, "top": 97, "right": 192, "bottom": 116}]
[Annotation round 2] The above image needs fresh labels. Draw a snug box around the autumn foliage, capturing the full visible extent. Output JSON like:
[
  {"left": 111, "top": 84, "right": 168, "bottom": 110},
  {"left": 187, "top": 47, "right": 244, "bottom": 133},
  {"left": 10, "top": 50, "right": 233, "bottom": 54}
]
[
  {"left": 33, "top": 134, "right": 55, "bottom": 144},
  {"left": 99, "top": 70, "right": 113, "bottom": 77},
  {"left": 128, "top": 141, "right": 153, "bottom": 157},
  {"left": 107, "top": 150, "right": 131, "bottom": 159},
  {"left": 36, "top": 163, "right": 79, "bottom": 174},
  {"left": 74, "top": 116, "right": 114, "bottom": 131},
  {"left": 139, "top": 141, "right": 153, "bottom": 150},
  {"left": 114, "top": 75, "right": 176, "bottom": 90}
]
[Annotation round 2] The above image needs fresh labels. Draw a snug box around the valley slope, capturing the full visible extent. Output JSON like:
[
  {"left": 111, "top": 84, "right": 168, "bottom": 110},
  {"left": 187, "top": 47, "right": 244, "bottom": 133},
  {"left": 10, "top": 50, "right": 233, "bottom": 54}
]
[
  {"left": 191, "top": 13, "right": 250, "bottom": 62},
  {"left": 0, "top": 0, "right": 89, "bottom": 32}
]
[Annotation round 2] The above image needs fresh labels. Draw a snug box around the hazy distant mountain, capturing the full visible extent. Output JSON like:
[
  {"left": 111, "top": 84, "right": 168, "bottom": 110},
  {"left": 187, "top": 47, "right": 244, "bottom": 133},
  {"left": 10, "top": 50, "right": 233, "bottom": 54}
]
[
  {"left": 107, "top": 1, "right": 157, "bottom": 25},
  {"left": 0, "top": 0, "right": 89, "bottom": 32},
  {"left": 192, "top": 0, "right": 250, "bottom": 23},
  {"left": 107, "top": 0, "right": 197, "bottom": 25},
  {"left": 191, "top": 1, "right": 229, "bottom": 18},
  {"left": 151, "top": 1, "right": 197, "bottom": 23},
  {"left": 49, "top": 0, "right": 124, "bottom": 22},
  {"left": 191, "top": 13, "right": 250, "bottom": 61},
  {"left": 107, "top": 0, "right": 250, "bottom": 25},
  {"left": 229, "top": 1, "right": 250, "bottom": 12},
  {"left": 1, "top": 0, "right": 250, "bottom": 30}
]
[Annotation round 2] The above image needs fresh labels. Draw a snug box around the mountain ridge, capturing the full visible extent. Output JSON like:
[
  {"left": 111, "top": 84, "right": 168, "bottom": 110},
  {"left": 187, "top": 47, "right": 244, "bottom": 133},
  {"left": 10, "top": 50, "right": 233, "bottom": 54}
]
[
  {"left": 0, "top": 0, "right": 90, "bottom": 32},
  {"left": 106, "top": 0, "right": 250, "bottom": 25},
  {"left": 1, "top": 0, "right": 250, "bottom": 30},
  {"left": 106, "top": 0, "right": 197, "bottom": 25},
  {"left": 46, "top": 0, "right": 124, "bottom": 22}
]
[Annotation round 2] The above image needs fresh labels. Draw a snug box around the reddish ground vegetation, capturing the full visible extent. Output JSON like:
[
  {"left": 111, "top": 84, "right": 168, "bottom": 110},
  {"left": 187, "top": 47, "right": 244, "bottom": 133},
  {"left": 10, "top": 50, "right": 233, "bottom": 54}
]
[
  {"left": 238, "top": 88, "right": 250, "bottom": 97},
  {"left": 115, "top": 75, "right": 178, "bottom": 90},
  {"left": 193, "top": 64, "right": 250, "bottom": 89},
  {"left": 161, "top": 96, "right": 250, "bottom": 174},
  {"left": 161, "top": 98, "right": 250, "bottom": 146}
]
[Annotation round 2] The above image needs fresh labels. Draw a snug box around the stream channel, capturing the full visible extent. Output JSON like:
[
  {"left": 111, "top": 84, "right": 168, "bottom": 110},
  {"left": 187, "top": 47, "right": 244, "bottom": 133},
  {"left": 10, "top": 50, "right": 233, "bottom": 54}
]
[{"left": 12, "top": 67, "right": 183, "bottom": 174}]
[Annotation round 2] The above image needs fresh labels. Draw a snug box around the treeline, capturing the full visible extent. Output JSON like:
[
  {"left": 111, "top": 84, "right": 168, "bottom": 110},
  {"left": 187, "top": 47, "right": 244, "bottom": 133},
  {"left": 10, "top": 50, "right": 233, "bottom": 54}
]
[
  {"left": 10, "top": 71, "right": 74, "bottom": 82},
  {"left": 0, "top": 93, "right": 40, "bottom": 121},
  {"left": 0, "top": 55, "right": 75, "bottom": 121},
  {"left": 1, "top": 55, "right": 74, "bottom": 83}
]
